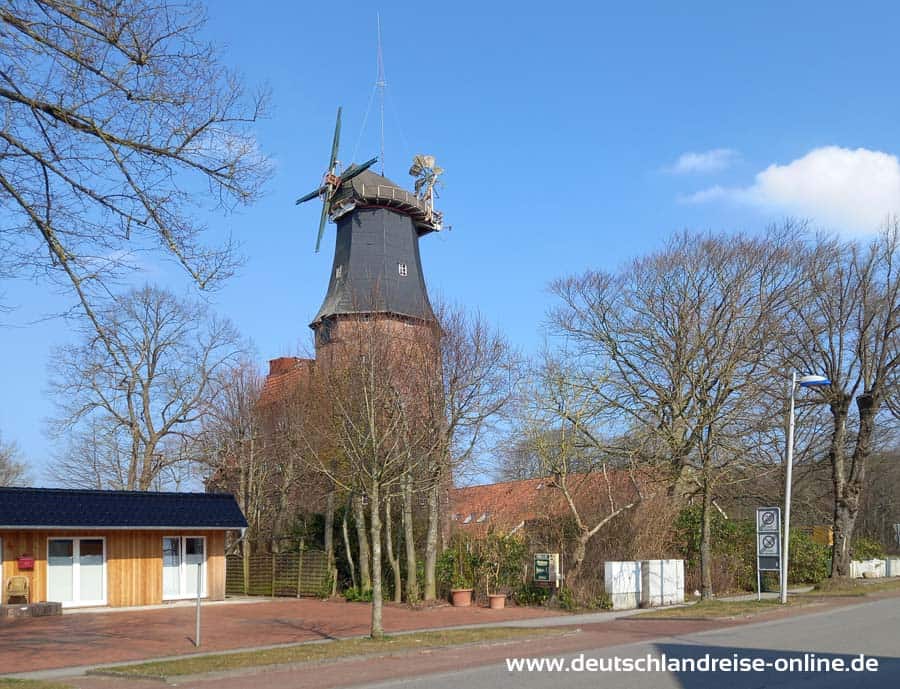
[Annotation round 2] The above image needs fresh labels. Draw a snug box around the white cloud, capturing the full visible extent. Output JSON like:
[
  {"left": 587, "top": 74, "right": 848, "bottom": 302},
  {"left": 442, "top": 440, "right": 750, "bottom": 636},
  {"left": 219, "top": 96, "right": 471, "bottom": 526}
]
[
  {"left": 667, "top": 148, "right": 739, "bottom": 174},
  {"left": 682, "top": 146, "right": 900, "bottom": 234}
]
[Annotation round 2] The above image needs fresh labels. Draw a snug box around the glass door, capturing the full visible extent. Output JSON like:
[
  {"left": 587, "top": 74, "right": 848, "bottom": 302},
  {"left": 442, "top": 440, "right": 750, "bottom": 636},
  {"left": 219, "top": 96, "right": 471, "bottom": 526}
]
[
  {"left": 184, "top": 537, "right": 205, "bottom": 597},
  {"left": 47, "top": 538, "right": 106, "bottom": 606},
  {"left": 162, "top": 536, "right": 206, "bottom": 599},
  {"left": 162, "top": 537, "right": 181, "bottom": 599},
  {"left": 47, "top": 539, "right": 74, "bottom": 604},
  {"left": 78, "top": 539, "right": 105, "bottom": 604}
]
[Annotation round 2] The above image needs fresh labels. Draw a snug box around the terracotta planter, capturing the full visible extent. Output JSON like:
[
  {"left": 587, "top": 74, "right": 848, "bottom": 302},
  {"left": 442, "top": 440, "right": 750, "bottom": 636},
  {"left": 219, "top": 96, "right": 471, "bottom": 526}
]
[
  {"left": 488, "top": 593, "right": 506, "bottom": 610},
  {"left": 450, "top": 588, "right": 473, "bottom": 607}
]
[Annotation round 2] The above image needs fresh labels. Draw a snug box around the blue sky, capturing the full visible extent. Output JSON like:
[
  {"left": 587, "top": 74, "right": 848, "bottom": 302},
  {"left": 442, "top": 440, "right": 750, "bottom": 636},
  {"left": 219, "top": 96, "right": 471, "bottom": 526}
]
[{"left": 3, "top": 1, "right": 900, "bottom": 482}]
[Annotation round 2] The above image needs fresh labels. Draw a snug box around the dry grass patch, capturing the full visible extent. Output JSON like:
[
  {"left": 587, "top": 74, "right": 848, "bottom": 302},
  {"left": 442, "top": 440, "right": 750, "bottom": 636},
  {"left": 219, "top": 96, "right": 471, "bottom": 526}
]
[
  {"left": 802, "top": 577, "right": 900, "bottom": 597},
  {"left": 93, "top": 627, "right": 571, "bottom": 679},
  {"left": 635, "top": 598, "right": 808, "bottom": 620}
]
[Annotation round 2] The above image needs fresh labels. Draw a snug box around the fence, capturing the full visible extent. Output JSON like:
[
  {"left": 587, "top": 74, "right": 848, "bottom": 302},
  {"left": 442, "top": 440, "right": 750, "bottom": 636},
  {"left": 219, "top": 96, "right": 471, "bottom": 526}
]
[{"left": 226, "top": 548, "right": 329, "bottom": 598}]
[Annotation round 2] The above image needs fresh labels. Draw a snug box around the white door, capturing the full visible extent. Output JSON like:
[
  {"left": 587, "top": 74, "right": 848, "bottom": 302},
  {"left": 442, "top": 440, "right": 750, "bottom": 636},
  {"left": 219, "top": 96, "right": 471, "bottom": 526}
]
[
  {"left": 163, "top": 536, "right": 206, "bottom": 599},
  {"left": 184, "top": 537, "right": 205, "bottom": 597},
  {"left": 162, "top": 537, "right": 182, "bottom": 599},
  {"left": 47, "top": 539, "right": 74, "bottom": 603},
  {"left": 47, "top": 538, "right": 106, "bottom": 607},
  {"left": 78, "top": 539, "right": 105, "bottom": 603}
]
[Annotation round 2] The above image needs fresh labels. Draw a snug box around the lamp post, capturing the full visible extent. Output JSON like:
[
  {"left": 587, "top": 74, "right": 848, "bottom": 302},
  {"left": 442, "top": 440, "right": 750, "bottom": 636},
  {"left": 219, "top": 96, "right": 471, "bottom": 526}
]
[{"left": 782, "top": 372, "right": 830, "bottom": 604}]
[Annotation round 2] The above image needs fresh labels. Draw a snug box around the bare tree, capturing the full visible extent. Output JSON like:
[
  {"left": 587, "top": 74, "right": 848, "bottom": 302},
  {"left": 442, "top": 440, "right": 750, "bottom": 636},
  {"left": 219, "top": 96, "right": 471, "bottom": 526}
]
[
  {"left": 517, "top": 359, "right": 646, "bottom": 586},
  {"left": 302, "top": 317, "right": 436, "bottom": 637},
  {"left": 420, "top": 302, "right": 521, "bottom": 600},
  {"left": 548, "top": 230, "right": 800, "bottom": 598},
  {"left": 0, "top": 430, "right": 28, "bottom": 485},
  {"left": 49, "top": 284, "right": 247, "bottom": 489},
  {"left": 1, "top": 0, "right": 270, "bottom": 327},
  {"left": 200, "top": 361, "right": 270, "bottom": 586},
  {"left": 783, "top": 226, "right": 900, "bottom": 576}
]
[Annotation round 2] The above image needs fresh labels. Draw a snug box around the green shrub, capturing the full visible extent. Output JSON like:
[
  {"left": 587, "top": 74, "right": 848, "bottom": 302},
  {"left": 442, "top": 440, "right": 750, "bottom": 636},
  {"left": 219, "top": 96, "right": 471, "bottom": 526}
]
[
  {"left": 436, "top": 541, "right": 478, "bottom": 591},
  {"left": 674, "top": 505, "right": 833, "bottom": 590},
  {"left": 590, "top": 591, "right": 613, "bottom": 610},
  {"left": 851, "top": 537, "right": 885, "bottom": 560},
  {"left": 514, "top": 582, "right": 551, "bottom": 606},
  {"left": 787, "top": 530, "right": 830, "bottom": 584},
  {"left": 557, "top": 586, "right": 576, "bottom": 611},
  {"left": 342, "top": 586, "right": 373, "bottom": 603}
]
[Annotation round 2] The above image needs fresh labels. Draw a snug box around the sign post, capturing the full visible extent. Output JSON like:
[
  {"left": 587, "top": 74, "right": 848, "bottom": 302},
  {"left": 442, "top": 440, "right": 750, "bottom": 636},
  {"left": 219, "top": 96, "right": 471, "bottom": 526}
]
[
  {"left": 756, "top": 507, "right": 781, "bottom": 601},
  {"left": 195, "top": 564, "right": 202, "bottom": 647},
  {"left": 533, "top": 553, "right": 561, "bottom": 588}
]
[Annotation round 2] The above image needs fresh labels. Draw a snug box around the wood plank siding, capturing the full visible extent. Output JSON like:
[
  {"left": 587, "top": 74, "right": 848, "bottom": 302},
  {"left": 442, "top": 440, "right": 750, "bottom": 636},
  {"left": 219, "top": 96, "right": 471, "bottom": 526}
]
[{"left": 1, "top": 530, "right": 229, "bottom": 607}]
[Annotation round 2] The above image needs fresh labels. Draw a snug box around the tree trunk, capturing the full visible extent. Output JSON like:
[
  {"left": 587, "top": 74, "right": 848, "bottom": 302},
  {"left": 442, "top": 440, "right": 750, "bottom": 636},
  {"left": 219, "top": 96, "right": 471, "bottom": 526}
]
[
  {"left": 384, "top": 495, "right": 402, "bottom": 603},
  {"left": 324, "top": 488, "right": 335, "bottom": 574},
  {"left": 342, "top": 506, "right": 358, "bottom": 591},
  {"left": 369, "top": 482, "right": 384, "bottom": 639},
  {"left": 353, "top": 493, "right": 371, "bottom": 590},
  {"left": 402, "top": 474, "right": 419, "bottom": 602},
  {"left": 832, "top": 393, "right": 877, "bottom": 577},
  {"left": 242, "top": 536, "right": 251, "bottom": 596},
  {"left": 567, "top": 531, "right": 589, "bottom": 587},
  {"left": 423, "top": 478, "right": 439, "bottom": 600},
  {"left": 699, "top": 481, "right": 714, "bottom": 600},
  {"left": 828, "top": 394, "right": 852, "bottom": 578},
  {"left": 832, "top": 499, "right": 858, "bottom": 577}
]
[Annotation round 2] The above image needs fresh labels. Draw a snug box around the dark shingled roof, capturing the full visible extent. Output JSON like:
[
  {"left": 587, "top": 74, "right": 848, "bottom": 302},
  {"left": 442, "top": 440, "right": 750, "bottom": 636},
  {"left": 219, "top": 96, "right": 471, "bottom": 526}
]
[{"left": 0, "top": 487, "right": 247, "bottom": 529}]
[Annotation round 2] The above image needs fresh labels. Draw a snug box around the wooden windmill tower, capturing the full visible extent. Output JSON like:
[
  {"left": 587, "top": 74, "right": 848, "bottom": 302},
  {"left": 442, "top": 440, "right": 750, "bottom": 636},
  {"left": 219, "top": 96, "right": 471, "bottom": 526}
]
[{"left": 295, "top": 108, "right": 445, "bottom": 377}]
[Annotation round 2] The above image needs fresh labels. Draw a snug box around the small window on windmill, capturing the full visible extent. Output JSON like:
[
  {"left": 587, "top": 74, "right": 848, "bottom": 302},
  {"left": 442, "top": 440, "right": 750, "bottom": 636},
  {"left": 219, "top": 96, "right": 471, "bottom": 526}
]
[
  {"left": 477, "top": 512, "right": 488, "bottom": 523},
  {"left": 398, "top": 262, "right": 408, "bottom": 277},
  {"left": 463, "top": 513, "right": 473, "bottom": 524},
  {"left": 335, "top": 265, "right": 343, "bottom": 280},
  {"left": 317, "top": 319, "right": 333, "bottom": 346}
]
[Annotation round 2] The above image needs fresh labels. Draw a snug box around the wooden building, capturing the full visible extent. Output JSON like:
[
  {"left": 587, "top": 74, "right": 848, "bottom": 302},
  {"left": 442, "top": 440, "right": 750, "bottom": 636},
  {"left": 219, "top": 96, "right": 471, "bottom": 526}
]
[{"left": 0, "top": 488, "right": 246, "bottom": 608}]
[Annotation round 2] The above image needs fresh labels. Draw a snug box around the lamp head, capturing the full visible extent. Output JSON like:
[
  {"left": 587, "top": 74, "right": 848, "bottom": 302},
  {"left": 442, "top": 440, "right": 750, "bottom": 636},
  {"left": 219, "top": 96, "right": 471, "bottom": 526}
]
[{"left": 798, "top": 374, "right": 830, "bottom": 387}]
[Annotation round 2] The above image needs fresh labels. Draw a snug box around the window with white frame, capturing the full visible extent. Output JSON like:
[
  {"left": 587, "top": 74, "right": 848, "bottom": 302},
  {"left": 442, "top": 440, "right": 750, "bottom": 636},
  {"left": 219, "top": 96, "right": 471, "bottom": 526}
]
[
  {"left": 162, "top": 536, "right": 207, "bottom": 599},
  {"left": 398, "top": 262, "right": 408, "bottom": 277}
]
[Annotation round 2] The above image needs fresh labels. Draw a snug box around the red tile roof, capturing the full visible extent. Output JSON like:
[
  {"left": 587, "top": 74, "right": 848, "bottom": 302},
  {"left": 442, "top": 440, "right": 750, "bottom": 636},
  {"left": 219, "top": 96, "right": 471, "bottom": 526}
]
[{"left": 449, "top": 471, "right": 644, "bottom": 536}]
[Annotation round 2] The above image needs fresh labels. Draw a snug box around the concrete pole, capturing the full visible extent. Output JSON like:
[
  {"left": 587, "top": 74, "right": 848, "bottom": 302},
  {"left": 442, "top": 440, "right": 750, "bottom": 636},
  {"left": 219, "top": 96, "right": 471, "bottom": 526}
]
[{"left": 781, "top": 372, "right": 796, "bottom": 605}]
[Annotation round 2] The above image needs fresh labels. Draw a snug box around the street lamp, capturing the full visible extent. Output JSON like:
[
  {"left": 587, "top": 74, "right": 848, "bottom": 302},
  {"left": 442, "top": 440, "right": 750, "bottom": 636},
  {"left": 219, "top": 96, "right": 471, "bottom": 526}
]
[{"left": 782, "top": 372, "right": 830, "bottom": 604}]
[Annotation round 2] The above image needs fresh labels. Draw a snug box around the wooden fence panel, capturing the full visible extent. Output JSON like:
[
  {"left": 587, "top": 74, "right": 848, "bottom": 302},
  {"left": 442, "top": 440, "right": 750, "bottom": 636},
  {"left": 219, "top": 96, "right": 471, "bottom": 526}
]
[{"left": 226, "top": 550, "right": 329, "bottom": 598}]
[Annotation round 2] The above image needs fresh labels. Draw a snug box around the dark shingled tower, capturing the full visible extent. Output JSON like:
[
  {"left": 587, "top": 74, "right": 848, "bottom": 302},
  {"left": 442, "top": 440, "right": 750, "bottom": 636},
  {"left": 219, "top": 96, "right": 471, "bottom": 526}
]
[{"left": 309, "top": 168, "right": 442, "bottom": 350}]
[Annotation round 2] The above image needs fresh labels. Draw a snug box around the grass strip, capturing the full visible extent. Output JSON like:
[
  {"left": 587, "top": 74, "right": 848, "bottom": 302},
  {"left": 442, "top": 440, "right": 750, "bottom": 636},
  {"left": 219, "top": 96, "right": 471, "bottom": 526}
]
[
  {"left": 635, "top": 598, "right": 806, "bottom": 619},
  {"left": 802, "top": 577, "right": 900, "bottom": 597},
  {"left": 0, "top": 681, "right": 74, "bottom": 689},
  {"left": 92, "top": 627, "right": 569, "bottom": 679}
]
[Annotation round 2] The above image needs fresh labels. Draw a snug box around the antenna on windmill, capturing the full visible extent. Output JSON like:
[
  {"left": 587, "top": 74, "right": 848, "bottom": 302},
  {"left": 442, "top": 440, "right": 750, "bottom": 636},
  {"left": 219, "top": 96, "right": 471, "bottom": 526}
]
[{"left": 375, "top": 14, "right": 387, "bottom": 176}]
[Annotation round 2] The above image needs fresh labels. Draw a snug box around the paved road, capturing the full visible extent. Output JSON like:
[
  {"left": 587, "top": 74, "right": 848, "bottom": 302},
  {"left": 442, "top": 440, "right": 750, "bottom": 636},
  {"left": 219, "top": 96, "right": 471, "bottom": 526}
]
[{"left": 357, "top": 597, "right": 900, "bottom": 689}]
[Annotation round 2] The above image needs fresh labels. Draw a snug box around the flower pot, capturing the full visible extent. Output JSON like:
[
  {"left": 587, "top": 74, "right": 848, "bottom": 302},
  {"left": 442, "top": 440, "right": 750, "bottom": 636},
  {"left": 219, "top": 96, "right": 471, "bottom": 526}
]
[
  {"left": 488, "top": 594, "right": 506, "bottom": 610},
  {"left": 450, "top": 588, "right": 473, "bottom": 607}
]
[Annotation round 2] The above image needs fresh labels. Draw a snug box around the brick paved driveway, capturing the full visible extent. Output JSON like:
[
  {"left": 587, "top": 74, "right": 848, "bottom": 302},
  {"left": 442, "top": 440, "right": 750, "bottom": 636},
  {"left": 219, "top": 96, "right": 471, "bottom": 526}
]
[{"left": 0, "top": 598, "right": 558, "bottom": 674}]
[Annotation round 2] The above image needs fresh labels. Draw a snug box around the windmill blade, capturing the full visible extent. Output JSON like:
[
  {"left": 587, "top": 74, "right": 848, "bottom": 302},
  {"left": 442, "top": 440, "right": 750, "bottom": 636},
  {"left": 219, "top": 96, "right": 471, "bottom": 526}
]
[
  {"left": 328, "top": 106, "right": 342, "bottom": 173},
  {"left": 315, "top": 197, "right": 330, "bottom": 253},
  {"left": 340, "top": 157, "right": 378, "bottom": 184},
  {"left": 295, "top": 185, "right": 326, "bottom": 205}
]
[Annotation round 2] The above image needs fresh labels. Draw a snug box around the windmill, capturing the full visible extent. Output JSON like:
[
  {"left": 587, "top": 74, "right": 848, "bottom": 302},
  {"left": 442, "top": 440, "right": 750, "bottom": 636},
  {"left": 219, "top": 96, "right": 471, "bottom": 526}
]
[
  {"left": 408, "top": 154, "right": 444, "bottom": 223},
  {"left": 295, "top": 106, "right": 378, "bottom": 252}
]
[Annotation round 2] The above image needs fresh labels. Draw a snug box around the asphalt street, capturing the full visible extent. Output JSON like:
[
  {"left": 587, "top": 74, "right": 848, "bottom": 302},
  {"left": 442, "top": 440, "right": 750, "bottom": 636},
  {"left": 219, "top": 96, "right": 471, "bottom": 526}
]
[{"left": 357, "top": 596, "right": 900, "bottom": 689}]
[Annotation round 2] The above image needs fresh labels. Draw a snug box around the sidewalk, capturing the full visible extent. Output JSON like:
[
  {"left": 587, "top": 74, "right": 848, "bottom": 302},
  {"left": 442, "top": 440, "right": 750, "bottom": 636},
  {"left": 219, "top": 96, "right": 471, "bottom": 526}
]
[{"left": 0, "top": 597, "right": 559, "bottom": 676}]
